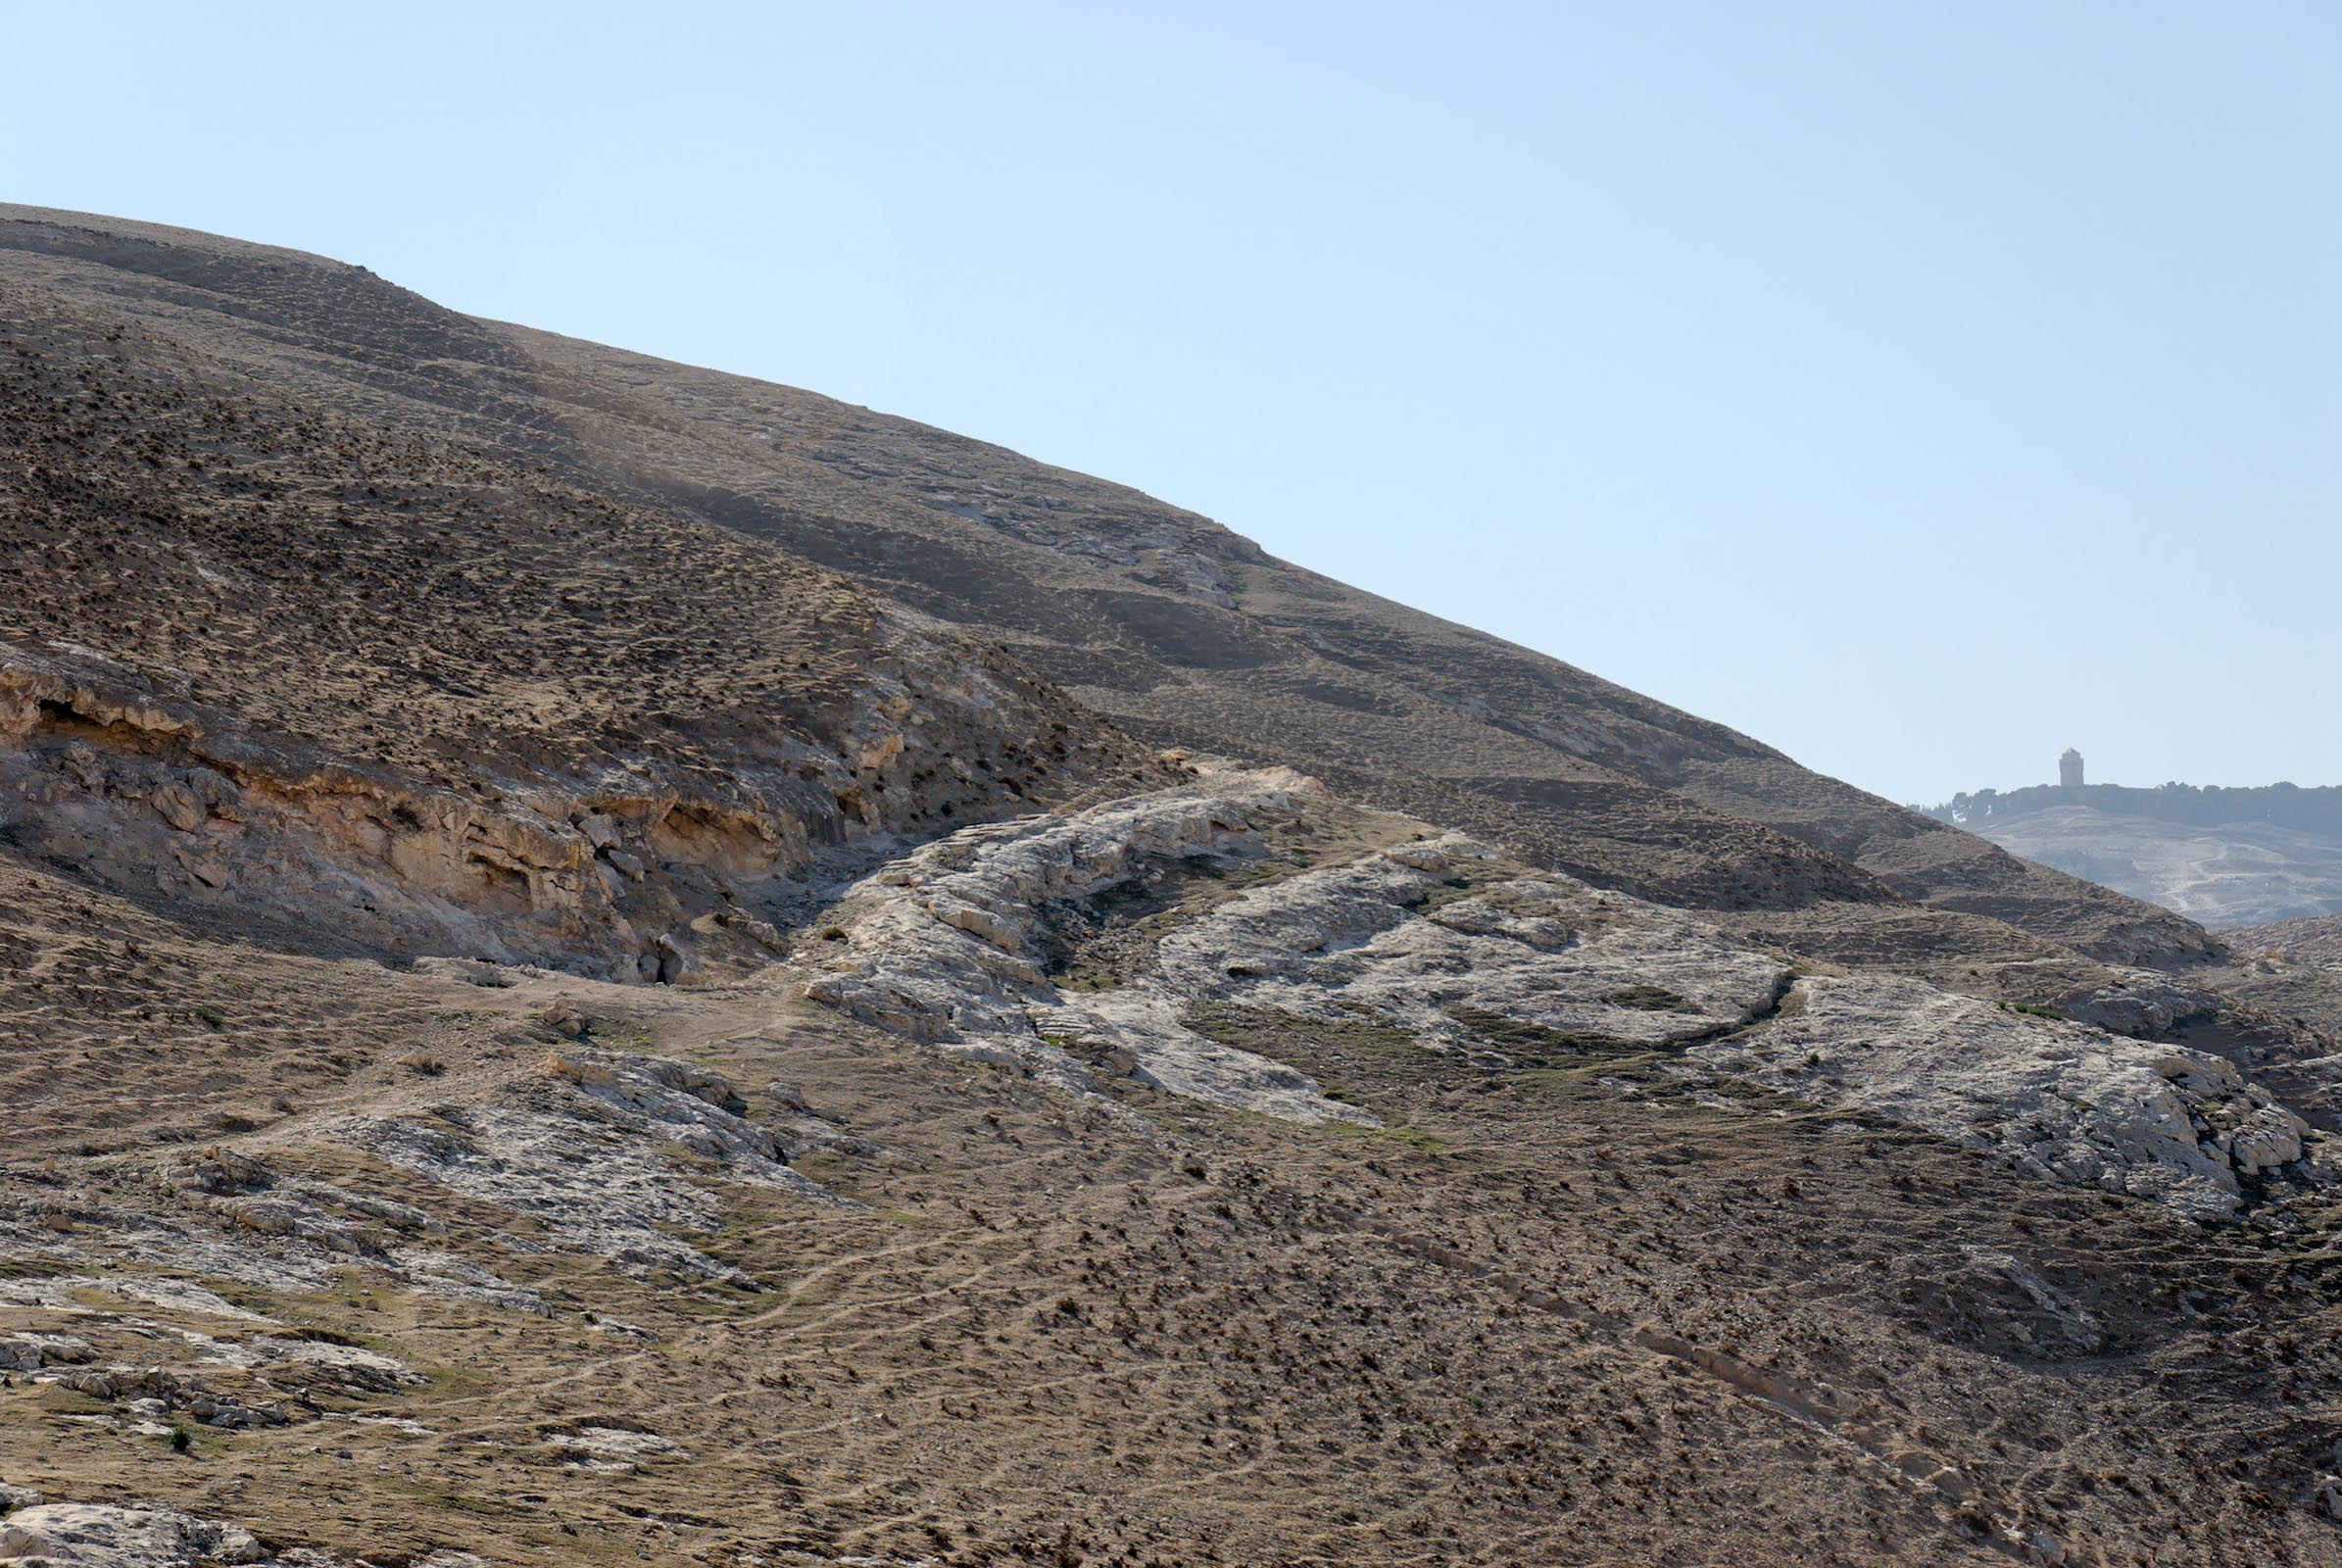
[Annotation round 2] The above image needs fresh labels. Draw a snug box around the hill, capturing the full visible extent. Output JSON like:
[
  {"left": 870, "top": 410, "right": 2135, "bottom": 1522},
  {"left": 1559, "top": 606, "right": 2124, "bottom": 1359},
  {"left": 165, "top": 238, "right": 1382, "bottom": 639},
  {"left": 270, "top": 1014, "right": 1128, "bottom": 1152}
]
[
  {"left": 7, "top": 207, "right": 2342, "bottom": 1567},
  {"left": 0, "top": 205, "right": 2220, "bottom": 980},
  {"left": 1927, "top": 782, "right": 2342, "bottom": 927}
]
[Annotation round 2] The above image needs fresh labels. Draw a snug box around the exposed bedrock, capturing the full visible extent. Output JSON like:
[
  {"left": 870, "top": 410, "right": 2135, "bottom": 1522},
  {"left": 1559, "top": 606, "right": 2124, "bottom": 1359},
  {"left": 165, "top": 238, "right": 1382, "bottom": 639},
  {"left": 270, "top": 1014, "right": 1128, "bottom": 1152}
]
[
  {"left": 800, "top": 767, "right": 2330, "bottom": 1219},
  {"left": 0, "top": 651, "right": 1139, "bottom": 982},
  {"left": 0, "top": 1502, "right": 269, "bottom": 1567},
  {"left": 801, "top": 766, "right": 1336, "bottom": 1112},
  {"left": 1692, "top": 976, "right": 2313, "bottom": 1221}
]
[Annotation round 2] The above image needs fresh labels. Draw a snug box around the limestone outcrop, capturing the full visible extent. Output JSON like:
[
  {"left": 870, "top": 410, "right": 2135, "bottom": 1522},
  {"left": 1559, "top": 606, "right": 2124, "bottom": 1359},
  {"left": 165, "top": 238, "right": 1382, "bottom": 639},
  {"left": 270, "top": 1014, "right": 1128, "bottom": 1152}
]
[
  {"left": 800, "top": 768, "right": 2323, "bottom": 1217},
  {"left": 1693, "top": 977, "right": 2311, "bottom": 1220},
  {"left": 0, "top": 1503, "right": 265, "bottom": 1566}
]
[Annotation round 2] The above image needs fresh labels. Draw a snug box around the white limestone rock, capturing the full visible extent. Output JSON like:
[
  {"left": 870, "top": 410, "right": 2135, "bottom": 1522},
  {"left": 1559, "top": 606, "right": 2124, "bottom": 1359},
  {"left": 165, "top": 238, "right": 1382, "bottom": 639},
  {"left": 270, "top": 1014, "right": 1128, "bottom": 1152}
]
[
  {"left": 0, "top": 1504, "right": 263, "bottom": 1565},
  {"left": 801, "top": 769, "right": 1785, "bottom": 1126},
  {"left": 1691, "top": 976, "right": 2308, "bottom": 1219},
  {"left": 796, "top": 767, "right": 2319, "bottom": 1219},
  {"left": 1130, "top": 851, "right": 1786, "bottom": 1054},
  {"left": 337, "top": 1047, "right": 852, "bottom": 1280},
  {"left": 2060, "top": 973, "right": 2220, "bottom": 1038},
  {"left": 550, "top": 1424, "right": 693, "bottom": 1473},
  {"left": 0, "top": 1335, "right": 93, "bottom": 1372}
]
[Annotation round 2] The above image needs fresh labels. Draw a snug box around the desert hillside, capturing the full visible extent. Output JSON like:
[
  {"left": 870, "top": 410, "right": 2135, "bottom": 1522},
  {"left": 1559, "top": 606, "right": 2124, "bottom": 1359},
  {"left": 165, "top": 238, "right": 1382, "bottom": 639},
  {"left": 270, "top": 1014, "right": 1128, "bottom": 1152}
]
[
  {"left": 0, "top": 205, "right": 2219, "bottom": 978},
  {"left": 8, "top": 208, "right": 2342, "bottom": 1567}
]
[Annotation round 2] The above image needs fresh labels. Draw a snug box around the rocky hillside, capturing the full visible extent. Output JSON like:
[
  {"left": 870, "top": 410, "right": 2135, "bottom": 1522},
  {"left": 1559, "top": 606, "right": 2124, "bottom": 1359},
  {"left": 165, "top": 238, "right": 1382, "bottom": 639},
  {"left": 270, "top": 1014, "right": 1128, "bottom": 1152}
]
[
  {"left": 9, "top": 208, "right": 2342, "bottom": 1567},
  {"left": 2235, "top": 915, "right": 2342, "bottom": 967},
  {"left": 0, "top": 205, "right": 2217, "bottom": 978},
  {"left": 0, "top": 266, "right": 1158, "bottom": 982},
  {"left": 2206, "top": 914, "right": 2342, "bottom": 1044}
]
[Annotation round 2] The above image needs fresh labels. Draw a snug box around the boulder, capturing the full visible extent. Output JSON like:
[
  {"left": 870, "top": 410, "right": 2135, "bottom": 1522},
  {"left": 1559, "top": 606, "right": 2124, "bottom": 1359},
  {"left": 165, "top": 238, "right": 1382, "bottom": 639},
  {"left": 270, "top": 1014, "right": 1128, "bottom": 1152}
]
[
  {"left": 149, "top": 782, "right": 203, "bottom": 832},
  {"left": 540, "top": 1000, "right": 588, "bottom": 1038}
]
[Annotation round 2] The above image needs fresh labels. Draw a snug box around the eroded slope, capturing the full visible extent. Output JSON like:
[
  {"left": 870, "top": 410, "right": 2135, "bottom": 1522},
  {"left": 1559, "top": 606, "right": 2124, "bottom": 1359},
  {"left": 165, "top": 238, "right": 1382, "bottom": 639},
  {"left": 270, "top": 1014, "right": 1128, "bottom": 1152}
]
[
  {"left": 0, "top": 203, "right": 2218, "bottom": 983},
  {"left": 0, "top": 277, "right": 1156, "bottom": 980},
  {"left": 6, "top": 807, "right": 2342, "bottom": 1565}
]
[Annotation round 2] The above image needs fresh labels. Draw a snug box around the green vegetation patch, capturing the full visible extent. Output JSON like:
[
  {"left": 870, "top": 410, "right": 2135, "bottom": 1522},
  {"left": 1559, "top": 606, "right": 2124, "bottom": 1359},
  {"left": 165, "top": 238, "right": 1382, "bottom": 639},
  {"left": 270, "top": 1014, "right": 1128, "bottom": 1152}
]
[
  {"left": 1314, "top": 1117, "right": 1451, "bottom": 1154},
  {"left": 1183, "top": 1002, "right": 1427, "bottom": 1065},
  {"left": 1442, "top": 1004, "right": 1644, "bottom": 1066},
  {"left": 1607, "top": 984, "right": 1698, "bottom": 1013}
]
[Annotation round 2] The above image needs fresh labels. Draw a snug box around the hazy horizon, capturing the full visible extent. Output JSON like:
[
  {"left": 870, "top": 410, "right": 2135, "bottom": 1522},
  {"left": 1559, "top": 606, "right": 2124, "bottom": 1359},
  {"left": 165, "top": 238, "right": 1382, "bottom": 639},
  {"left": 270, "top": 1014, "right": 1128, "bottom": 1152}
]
[
  {"left": 10, "top": 2, "right": 2336, "bottom": 807},
  {"left": 1917, "top": 764, "right": 2342, "bottom": 808}
]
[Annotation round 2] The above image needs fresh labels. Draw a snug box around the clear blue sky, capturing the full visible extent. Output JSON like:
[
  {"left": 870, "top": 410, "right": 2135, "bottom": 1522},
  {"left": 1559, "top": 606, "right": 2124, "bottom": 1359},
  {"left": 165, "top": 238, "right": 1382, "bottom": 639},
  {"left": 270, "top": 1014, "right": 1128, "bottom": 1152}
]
[{"left": 10, "top": 2, "right": 2338, "bottom": 805}]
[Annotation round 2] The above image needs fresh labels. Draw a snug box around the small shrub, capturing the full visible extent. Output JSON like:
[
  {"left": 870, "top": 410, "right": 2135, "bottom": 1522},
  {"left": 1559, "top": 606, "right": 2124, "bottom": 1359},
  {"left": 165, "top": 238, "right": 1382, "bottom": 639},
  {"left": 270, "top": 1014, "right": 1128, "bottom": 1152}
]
[{"left": 193, "top": 1006, "right": 226, "bottom": 1030}]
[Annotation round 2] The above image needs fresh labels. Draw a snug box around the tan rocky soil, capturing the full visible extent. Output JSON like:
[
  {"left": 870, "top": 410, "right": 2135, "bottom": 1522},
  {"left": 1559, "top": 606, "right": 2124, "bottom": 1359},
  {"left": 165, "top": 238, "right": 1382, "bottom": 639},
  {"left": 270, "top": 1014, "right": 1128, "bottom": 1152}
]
[{"left": 8, "top": 845, "right": 2342, "bottom": 1567}]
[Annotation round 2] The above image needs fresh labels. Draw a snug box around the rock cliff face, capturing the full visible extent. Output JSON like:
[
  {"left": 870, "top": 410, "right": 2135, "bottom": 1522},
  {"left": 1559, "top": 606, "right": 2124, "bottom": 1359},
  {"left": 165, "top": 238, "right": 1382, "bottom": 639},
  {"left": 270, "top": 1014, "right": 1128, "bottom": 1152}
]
[
  {"left": 8, "top": 209, "right": 2342, "bottom": 1568},
  {"left": 0, "top": 648, "right": 1124, "bottom": 982}
]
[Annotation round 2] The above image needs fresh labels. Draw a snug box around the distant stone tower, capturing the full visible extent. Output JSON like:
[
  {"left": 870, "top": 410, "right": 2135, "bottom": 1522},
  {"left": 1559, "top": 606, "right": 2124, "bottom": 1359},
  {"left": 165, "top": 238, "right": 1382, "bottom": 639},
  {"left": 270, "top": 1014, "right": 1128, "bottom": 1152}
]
[{"left": 2060, "top": 748, "right": 2084, "bottom": 789}]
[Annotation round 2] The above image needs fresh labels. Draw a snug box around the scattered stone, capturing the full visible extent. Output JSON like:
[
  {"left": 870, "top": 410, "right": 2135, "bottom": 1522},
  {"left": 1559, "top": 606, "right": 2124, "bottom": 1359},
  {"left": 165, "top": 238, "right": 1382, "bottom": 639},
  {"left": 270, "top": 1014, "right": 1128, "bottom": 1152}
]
[
  {"left": 0, "top": 1335, "right": 93, "bottom": 1372},
  {"left": 411, "top": 956, "right": 511, "bottom": 988},
  {"left": 157, "top": 1147, "right": 275, "bottom": 1197},
  {"left": 550, "top": 1424, "right": 693, "bottom": 1473},
  {"left": 338, "top": 1046, "right": 852, "bottom": 1280},
  {"left": 654, "top": 934, "right": 703, "bottom": 987},
  {"left": 539, "top": 999, "right": 588, "bottom": 1038}
]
